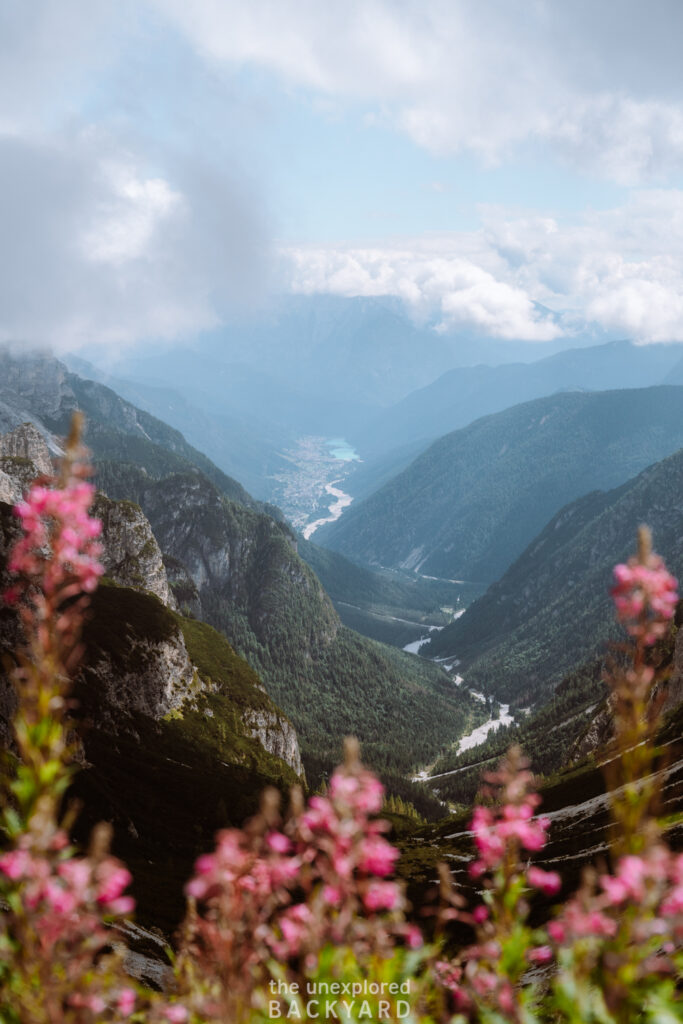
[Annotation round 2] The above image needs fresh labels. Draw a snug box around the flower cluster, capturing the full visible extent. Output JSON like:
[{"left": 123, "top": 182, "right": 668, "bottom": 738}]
[
  {"left": 1, "top": 417, "right": 105, "bottom": 830},
  {"left": 0, "top": 824, "right": 139, "bottom": 1022},
  {"left": 6, "top": 478, "right": 103, "bottom": 604},
  {"left": 469, "top": 787, "right": 549, "bottom": 879},
  {"left": 4, "top": 414, "right": 103, "bottom": 617},
  {"left": 435, "top": 749, "right": 560, "bottom": 1019},
  {"left": 542, "top": 858, "right": 682, "bottom": 1024},
  {"left": 177, "top": 743, "right": 418, "bottom": 1020},
  {"left": 611, "top": 532, "right": 678, "bottom": 645}
]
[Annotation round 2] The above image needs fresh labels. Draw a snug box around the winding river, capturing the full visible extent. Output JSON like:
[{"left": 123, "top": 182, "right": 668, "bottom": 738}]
[{"left": 302, "top": 482, "right": 354, "bottom": 539}]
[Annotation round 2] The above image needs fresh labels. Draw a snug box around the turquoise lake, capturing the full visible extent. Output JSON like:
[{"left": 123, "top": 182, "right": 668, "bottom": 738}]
[{"left": 326, "top": 437, "right": 360, "bottom": 462}]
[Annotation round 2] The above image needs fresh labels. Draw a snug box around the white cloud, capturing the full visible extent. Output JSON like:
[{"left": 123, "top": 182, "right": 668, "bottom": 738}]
[
  {"left": 285, "top": 189, "right": 683, "bottom": 343},
  {"left": 81, "top": 167, "right": 182, "bottom": 264},
  {"left": 286, "top": 247, "right": 562, "bottom": 341},
  {"left": 0, "top": 1, "right": 272, "bottom": 352},
  {"left": 4, "top": 1, "right": 683, "bottom": 350},
  {"left": 0, "top": 133, "right": 269, "bottom": 351},
  {"left": 155, "top": 0, "right": 683, "bottom": 185}
]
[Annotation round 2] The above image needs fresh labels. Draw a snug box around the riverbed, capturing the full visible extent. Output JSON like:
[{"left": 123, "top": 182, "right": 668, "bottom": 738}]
[
  {"left": 302, "top": 481, "right": 354, "bottom": 539},
  {"left": 404, "top": 611, "right": 515, "bottom": 773}
]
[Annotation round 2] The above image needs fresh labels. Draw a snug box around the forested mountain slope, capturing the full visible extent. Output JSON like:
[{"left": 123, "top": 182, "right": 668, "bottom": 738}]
[
  {"left": 297, "top": 537, "right": 484, "bottom": 646},
  {"left": 425, "top": 446, "right": 683, "bottom": 705},
  {"left": 319, "top": 386, "right": 683, "bottom": 583},
  {"left": 356, "top": 339, "right": 683, "bottom": 459},
  {"left": 98, "top": 462, "right": 484, "bottom": 782}
]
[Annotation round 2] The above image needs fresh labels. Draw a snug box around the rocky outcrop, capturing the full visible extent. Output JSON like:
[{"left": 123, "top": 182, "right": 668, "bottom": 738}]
[
  {"left": 0, "top": 422, "right": 55, "bottom": 504},
  {"left": 571, "top": 696, "right": 614, "bottom": 763},
  {"left": 0, "top": 350, "right": 76, "bottom": 428},
  {"left": 0, "top": 428, "right": 176, "bottom": 610},
  {"left": 242, "top": 708, "right": 303, "bottom": 776},
  {"left": 94, "top": 494, "right": 176, "bottom": 609},
  {"left": 0, "top": 471, "right": 17, "bottom": 506},
  {"left": 0, "top": 422, "right": 54, "bottom": 476},
  {"left": 83, "top": 626, "right": 199, "bottom": 721},
  {"left": 136, "top": 472, "right": 339, "bottom": 651},
  {"left": 163, "top": 555, "right": 201, "bottom": 618}
]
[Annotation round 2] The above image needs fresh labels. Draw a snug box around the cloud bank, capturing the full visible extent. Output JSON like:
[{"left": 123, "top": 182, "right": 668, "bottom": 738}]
[
  {"left": 0, "top": 0, "right": 270, "bottom": 352},
  {"left": 158, "top": 0, "right": 683, "bottom": 185},
  {"left": 4, "top": 1, "right": 683, "bottom": 349},
  {"left": 286, "top": 189, "right": 683, "bottom": 343}
]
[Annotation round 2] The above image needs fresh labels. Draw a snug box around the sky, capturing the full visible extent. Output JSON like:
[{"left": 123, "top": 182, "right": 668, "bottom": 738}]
[{"left": 3, "top": 0, "right": 683, "bottom": 350}]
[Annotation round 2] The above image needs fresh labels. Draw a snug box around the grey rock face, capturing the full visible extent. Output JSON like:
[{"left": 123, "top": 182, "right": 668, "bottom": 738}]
[
  {"left": 0, "top": 351, "right": 75, "bottom": 440},
  {"left": 655, "top": 624, "right": 683, "bottom": 716},
  {"left": 163, "top": 555, "right": 202, "bottom": 618},
  {"left": 0, "top": 422, "right": 56, "bottom": 504},
  {"left": 84, "top": 627, "right": 199, "bottom": 720},
  {"left": 94, "top": 494, "right": 176, "bottom": 609},
  {"left": 0, "top": 422, "right": 54, "bottom": 477},
  {"left": 0, "top": 471, "right": 18, "bottom": 505},
  {"left": 242, "top": 708, "right": 303, "bottom": 776},
  {"left": 571, "top": 697, "right": 614, "bottom": 763},
  {"left": 138, "top": 473, "right": 338, "bottom": 650}
]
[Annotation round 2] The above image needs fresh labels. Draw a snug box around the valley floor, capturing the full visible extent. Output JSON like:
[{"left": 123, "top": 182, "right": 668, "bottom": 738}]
[{"left": 268, "top": 435, "right": 359, "bottom": 532}]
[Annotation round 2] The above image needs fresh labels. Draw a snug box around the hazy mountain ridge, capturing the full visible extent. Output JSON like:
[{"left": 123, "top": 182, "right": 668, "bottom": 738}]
[
  {"left": 79, "top": 297, "right": 625, "bottom": 503},
  {"left": 355, "top": 339, "right": 683, "bottom": 460},
  {"left": 319, "top": 386, "right": 683, "bottom": 583},
  {"left": 0, "top": 348, "right": 257, "bottom": 508}
]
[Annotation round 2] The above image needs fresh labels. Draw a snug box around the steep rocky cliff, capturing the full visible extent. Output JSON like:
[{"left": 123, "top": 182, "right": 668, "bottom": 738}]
[
  {"left": 94, "top": 493, "right": 176, "bottom": 608},
  {"left": 0, "top": 431, "right": 303, "bottom": 776},
  {"left": 77, "top": 583, "right": 303, "bottom": 776},
  {"left": 0, "top": 422, "right": 54, "bottom": 504},
  {"left": 0, "top": 421, "right": 54, "bottom": 475}
]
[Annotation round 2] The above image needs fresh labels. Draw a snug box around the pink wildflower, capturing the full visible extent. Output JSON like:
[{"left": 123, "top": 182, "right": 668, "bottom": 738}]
[
  {"left": 612, "top": 548, "right": 678, "bottom": 645},
  {"left": 0, "top": 849, "right": 32, "bottom": 881},
  {"left": 363, "top": 880, "right": 400, "bottom": 912},
  {"left": 163, "top": 1006, "right": 189, "bottom": 1023},
  {"left": 266, "top": 831, "right": 291, "bottom": 854},
  {"left": 359, "top": 836, "right": 399, "bottom": 876},
  {"left": 528, "top": 945, "right": 553, "bottom": 963},
  {"left": 96, "top": 861, "right": 133, "bottom": 908},
  {"left": 528, "top": 865, "right": 561, "bottom": 896},
  {"left": 117, "top": 988, "right": 137, "bottom": 1016}
]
